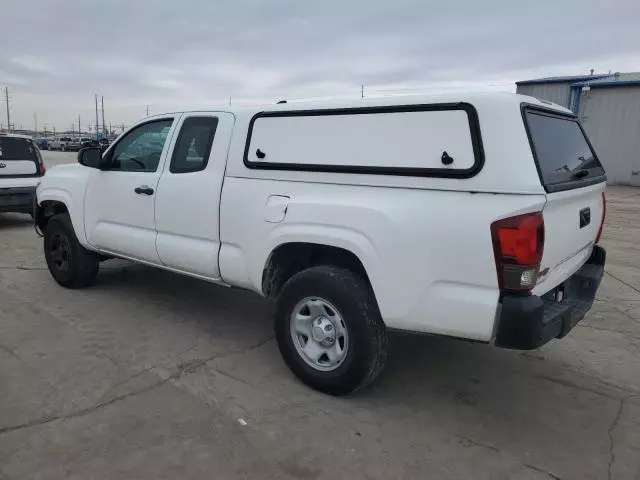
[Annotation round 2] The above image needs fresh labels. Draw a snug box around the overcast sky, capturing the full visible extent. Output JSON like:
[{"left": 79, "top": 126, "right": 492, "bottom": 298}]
[{"left": 1, "top": 0, "right": 639, "bottom": 133}]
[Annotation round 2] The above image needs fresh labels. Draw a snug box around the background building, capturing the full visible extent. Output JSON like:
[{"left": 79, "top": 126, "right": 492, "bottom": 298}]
[{"left": 517, "top": 72, "right": 640, "bottom": 185}]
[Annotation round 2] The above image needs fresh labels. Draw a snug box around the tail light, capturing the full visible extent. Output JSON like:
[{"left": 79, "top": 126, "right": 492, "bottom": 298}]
[
  {"left": 491, "top": 212, "right": 545, "bottom": 292},
  {"left": 34, "top": 148, "right": 46, "bottom": 175},
  {"left": 596, "top": 192, "right": 606, "bottom": 243}
]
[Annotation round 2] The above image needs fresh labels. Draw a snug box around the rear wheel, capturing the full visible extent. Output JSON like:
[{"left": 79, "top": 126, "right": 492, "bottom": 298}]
[
  {"left": 44, "top": 213, "right": 99, "bottom": 288},
  {"left": 275, "top": 266, "right": 387, "bottom": 395}
]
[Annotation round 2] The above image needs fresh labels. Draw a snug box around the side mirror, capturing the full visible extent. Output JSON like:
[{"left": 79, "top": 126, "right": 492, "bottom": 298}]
[{"left": 78, "top": 147, "right": 103, "bottom": 169}]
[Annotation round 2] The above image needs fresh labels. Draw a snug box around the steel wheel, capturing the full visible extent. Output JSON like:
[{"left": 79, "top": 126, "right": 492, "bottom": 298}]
[
  {"left": 290, "top": 297, "right": 349, "bottom": 372},
  {"left": 49, "top": 231, "right": 72, "bottom": 274}
]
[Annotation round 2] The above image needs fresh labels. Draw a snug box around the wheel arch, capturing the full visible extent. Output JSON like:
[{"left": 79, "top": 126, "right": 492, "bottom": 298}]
[
  {"left": 261, "top": 241, "right": 377, "bottom": 301},
  {"left": 36, "top": 189, "right": 87, "bottom": 245}
]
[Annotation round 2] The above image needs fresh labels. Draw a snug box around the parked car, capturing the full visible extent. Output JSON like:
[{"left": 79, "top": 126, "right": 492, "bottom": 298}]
[
  {"left": 66, "top": 138, "right": 87, "bottom": 152},
  {"left": 98, "top": 138, "right": 110, "bottom": 152},
  {"left": 81, "top": 138, "right": 99, "bottom": 149},
  {"left": 49, "top": 137, "right": 73, "bottom": 151},
  {"left": 35, "top": 93, "right": 607, "bottom": 395},
  {"left": 35, "top": 137, "right": 50, "bottom": 150},
  {"left": 0, "top": 133, "right": 46, "bottom": 214}
]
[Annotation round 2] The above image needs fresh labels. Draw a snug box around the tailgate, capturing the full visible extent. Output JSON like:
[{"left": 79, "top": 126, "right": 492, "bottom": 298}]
[
  {"left": 0, "top": 137, "right": 39, "bottom": 176},
  {"left": 522, "top": 106, "right": 607, "bottom": 295},
  {"left": 536, "top": 183, "right": 605, "bottom": 294}
]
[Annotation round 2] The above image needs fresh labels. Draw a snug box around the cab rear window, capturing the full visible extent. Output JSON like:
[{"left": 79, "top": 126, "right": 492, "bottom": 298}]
[
  {"left": 524, "top": 108, "right": 605, "bottom": 192},
  {"left": 0, "top": 137, "right": 39, "bottom": 161}
]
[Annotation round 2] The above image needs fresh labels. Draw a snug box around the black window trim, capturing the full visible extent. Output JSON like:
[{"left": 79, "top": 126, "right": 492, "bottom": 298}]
[
  {"left": 103, "top": 117, "right": 174, "bottom": 173},
  {"left": 243, "top": 102, "right": 485, "bottom": 179},
  {"left": 169, "top": 116, "right": 219, "bottom": 174},
  {"left": 520, "top": 103, "right": 606, "bottom": 193}
]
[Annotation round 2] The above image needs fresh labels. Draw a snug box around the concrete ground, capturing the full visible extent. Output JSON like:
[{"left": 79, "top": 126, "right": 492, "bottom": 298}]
[{"left": 0, "top": 151, "right": 639, "bottom": 479}]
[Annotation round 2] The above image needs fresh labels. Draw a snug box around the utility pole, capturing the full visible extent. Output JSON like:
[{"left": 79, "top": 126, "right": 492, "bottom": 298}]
[
  {"left": 78, "top": 114, "right": 81, "bottom": 136},
  {"left": 121, "top": 123, "right": 125, "bottom": 133},
  {"left": 94, "top": 94, "right": 99, "bottom": 139},
  {"left": 101, "top": 96, "right": 106, "bottom": 136},
  {"left": 34, "top": 112, "right": 38, "bottom": 135},
  {"left": 361, "top": 84, "right": 364, "bottom": 98},
  {"left": 146, "top": 105, "right": 150, "bottom": 116},
  {"left": 4, "top": 87, "right": 10, "bottom": 132}
]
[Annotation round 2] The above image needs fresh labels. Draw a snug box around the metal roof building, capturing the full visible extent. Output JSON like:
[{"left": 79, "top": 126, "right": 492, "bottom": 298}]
[{"left": 517, "top": 72, "right": 640, "bottom": 185}]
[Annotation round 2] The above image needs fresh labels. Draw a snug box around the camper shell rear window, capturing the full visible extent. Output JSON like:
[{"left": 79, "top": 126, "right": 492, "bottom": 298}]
[{"left": 522, "top": 106, "right": 606, "bottom": 193}]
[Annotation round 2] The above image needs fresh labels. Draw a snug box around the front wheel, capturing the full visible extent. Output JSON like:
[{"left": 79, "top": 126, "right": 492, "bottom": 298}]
[
  {"left": 275, "top": 266, "right": 388, "bottom": 395},
  {"left": 44, "top": 213, "right": 99, "bottom": 288}
]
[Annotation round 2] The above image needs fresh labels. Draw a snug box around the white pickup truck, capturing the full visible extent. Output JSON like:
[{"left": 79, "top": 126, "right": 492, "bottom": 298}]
[{"left": 35, "top": 93, "right": 607, "bottom": 395}]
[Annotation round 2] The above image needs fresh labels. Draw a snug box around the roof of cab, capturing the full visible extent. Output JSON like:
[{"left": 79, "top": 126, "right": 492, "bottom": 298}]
[{"left": 150, "top": 92, "right": 572, "bottom": 120}]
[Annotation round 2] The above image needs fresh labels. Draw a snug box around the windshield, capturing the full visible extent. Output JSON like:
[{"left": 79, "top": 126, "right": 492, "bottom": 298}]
[
  {"left": 0, "top": 137, "right": 39, "bottom": 161},
  {"left": 524, "top": 108, "right": 605, "bottom": 191}
]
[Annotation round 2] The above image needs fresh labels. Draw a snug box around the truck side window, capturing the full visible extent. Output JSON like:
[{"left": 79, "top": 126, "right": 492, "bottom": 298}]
[
  {"left": 108, "top": 119, "right": 173, "bottom": 172},
  {"left": 169, "top": 117, "right": 218, "bottom": 173}
]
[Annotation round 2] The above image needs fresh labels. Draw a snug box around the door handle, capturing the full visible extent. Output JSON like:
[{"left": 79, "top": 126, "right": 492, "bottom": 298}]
[{"left": 134, "top": 185, "right": 154, "bottom": 195}]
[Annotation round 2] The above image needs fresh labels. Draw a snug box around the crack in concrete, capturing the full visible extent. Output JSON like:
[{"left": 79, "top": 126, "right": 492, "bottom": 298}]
[
  {"left": 456, "top": 434, "right": 561, "bottom": 479},
  {"left": 0, "top": 336, "right": 274, "bottom": 436},
  {"left": 523, "top": 463, "right": 561, "bottom": 480},
  {"left": 0, "top": 343, "right": 23, "bottom": 364},
  {"left": 210, "top": 365, "right": 256, "bottom": 388},
  {"left": 455, "top": 434, "right": 500, "bottom": 452},
  {"left": 605, "top": 270, "right": 640, "bottom": 295},
  {"left": 607, "top": 394, "right": 639, "bottom": 480},
  {"left": 537, "top": 374, "right": 627, "bottom": 401}
]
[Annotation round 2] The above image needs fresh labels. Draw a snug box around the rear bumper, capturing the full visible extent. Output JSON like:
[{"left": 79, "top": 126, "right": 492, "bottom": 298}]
[
  {"left": 495, "top": 245, "right": 606, "bottom": 350},
  {"left": 0, "top": 186, "right": 37, "bottom": 214}
]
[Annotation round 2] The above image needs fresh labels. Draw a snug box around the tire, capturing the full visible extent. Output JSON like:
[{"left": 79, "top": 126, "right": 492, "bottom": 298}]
[
  {"left": 44, "top": 213, "right": 99, "bottom": 288},
  {"left": 275, "top": 266, "right": 387, "bottom": 395}
]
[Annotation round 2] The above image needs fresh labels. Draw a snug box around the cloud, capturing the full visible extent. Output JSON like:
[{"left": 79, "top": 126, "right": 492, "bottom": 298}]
[{"left": 1, "top": 0, "right": 639, "bottom": 131}]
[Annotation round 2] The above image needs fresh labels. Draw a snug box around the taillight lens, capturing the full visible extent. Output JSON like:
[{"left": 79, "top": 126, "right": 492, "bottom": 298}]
[
  {"left": 491, "top": 212, "right": 545, "bottom": 292},
  {"left": 38, "top": 161, "right": 46, "bottom": 175},
  {"left": 596, "top": 192, "right": 606, "bottom": 243}
]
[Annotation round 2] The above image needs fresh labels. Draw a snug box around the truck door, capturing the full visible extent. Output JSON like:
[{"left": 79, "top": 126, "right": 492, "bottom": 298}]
[
  {"left": 154, "top": 112, "right": 234, "bottom": 279},
  {"left": 84, "top": 117, "right": 178, "bottom": 263}
]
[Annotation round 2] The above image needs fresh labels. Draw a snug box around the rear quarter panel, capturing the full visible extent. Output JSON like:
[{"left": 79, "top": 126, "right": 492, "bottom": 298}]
[{"left": 220, "top": 178, "right": 546, "bottom": 341}]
